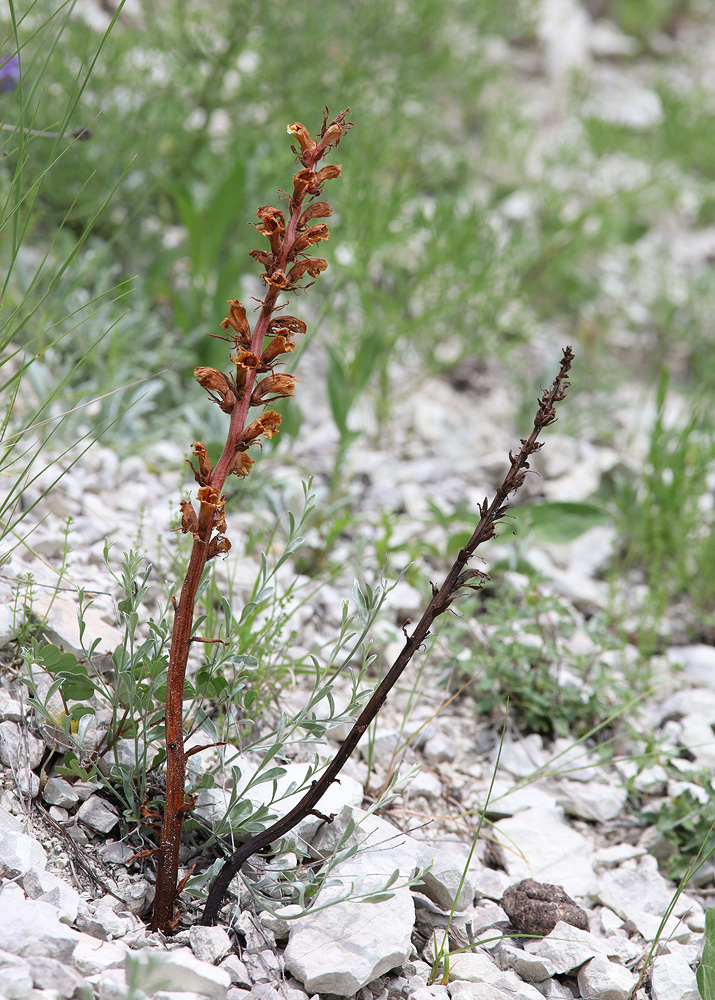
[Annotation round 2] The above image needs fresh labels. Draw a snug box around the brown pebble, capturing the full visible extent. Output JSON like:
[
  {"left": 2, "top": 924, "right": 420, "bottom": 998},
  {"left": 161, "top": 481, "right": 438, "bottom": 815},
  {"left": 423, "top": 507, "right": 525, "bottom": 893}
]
[{"left": 501, "top": 878, "right": 589, "bottom": 937}]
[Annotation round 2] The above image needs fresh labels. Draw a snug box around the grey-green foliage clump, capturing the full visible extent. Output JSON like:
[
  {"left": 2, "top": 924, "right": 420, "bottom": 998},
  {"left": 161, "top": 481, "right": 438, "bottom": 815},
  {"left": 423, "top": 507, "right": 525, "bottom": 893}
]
[{"left": 446, "top": 583, "right": 631, "bottom": 740}]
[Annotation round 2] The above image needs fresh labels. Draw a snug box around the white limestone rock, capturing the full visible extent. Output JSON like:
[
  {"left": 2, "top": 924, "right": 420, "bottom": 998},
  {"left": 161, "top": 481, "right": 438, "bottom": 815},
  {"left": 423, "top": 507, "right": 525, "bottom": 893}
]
[
  {"left": 497, "top": 735, "right": 547, "bottom": 779},
  {"left": 284, "top": 850, "right": 414, "bottom": 996},
  {"left": 497, "top": 943, "right": 555, "bottom": 982},
  {"left": 577, "top": 955, "right": 637, "bottom": 1000},
  {"left": 26, "top": 955, "right": 89, "bottom": 997},
  {"left": 313, "top": 805, "right": 475, "bottom": 911},
  {"left": 22, "top": 867, "right": 80, "bottom": 924},
  {"left": 72, "top": 936, "right": 128, "bottom": 976},
  {"left": 650, "top": 952, "right": 699, "bottom": 1000},
  {"left": 446, "top": 950, "right": 544, "bottom": 998},
  {"left": 0, "top": 961, "right": 33, "bottom": 1000},
  {"left": 218, "top": 955, "right": 251, "bottom": 988},
  {"left": 127, "top": 947, "right": 230, "bottom": 1000},
  {"left": 525, "top": 921, "right": 601, "bottom": 974},
  {"left": 0, "top": 828, "right": 47, "bottom": 875},
  {"left": 595, "top": 854, "right": 674, "bottom": 938},
  {"left": 552, "top": 777, "right": 627, "bottom": 822},
  {"left": 189, "top": 925, "right": 233, "bottom": 964},
  {"left": 493, "top": 806, "right": 598, "bottom": 897},
  {"left": 78, "top": 794, "right": 119, "bottom": 833},
  {"left": 0, "top": 891, "right": 82, "bottom": 961},
  {"left": 0, "top": 720, "right": 44, "bottom": 770},
  {"left": 42, "top": 776, "right": 80, "bottom": 809},
  {"left": 666, "top": 645, "right": 715, "bottom": 688}
]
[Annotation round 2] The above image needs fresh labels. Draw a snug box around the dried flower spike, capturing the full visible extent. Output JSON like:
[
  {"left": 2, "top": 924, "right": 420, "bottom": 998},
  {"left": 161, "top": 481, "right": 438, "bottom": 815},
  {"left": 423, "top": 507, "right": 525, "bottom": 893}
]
[{"left": 152, "top": 109, "right": 351, "bottom": 934}]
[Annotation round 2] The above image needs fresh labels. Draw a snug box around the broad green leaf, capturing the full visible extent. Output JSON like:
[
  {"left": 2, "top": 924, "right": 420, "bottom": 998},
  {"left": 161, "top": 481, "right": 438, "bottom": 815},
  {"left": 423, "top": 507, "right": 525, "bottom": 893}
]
[{"left": 509, "top": 501, "right": 611, "bottom": 544}]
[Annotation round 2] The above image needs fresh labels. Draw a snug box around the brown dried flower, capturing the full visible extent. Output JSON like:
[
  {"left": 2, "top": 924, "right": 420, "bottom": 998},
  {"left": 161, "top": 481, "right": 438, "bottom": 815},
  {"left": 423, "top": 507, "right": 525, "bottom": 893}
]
[
  {"left": 251, "top": 373, "right": 297, "bottom": 405},
  {"left": 194, "top": 367, "right": 236, "bottom": 413},
  {"left": 220, "top": 299, "right": 251, "bottom": 345}
]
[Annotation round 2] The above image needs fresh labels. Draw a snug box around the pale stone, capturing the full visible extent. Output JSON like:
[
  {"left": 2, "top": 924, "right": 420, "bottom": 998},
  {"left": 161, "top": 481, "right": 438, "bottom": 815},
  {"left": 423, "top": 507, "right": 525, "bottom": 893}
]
[
  {"left": 42, "top": 776, "right": 80, "bottom": 809},
  {"left": 218, "top": 955, "right": 251, "bottom": 988},
  {"left": 497, "top": 943, "right": 555, "bottom": 982},
  {"left": 189, "top": 926, "right": 233, "bottom": 964},
  {"left": 650, "top": 953, "right": 699, "bottom": 1000},
  {"left": 284, "top": 850, "right": 414, "bottom": 996},
  {"left": 666, "top": 645, "right": 715, "bottom": 688},
  {"left": 78, "top": 795, "right": 119, "bottom": 833},
  {"left": 577, "top": 955, "right": 637, "bottom": 1000},
  {"left": 72, "top": 936, "right": 127, "bottom": 976},
  {"left": 525, "top": 921, "right": 601, "bottom": 974},
  {"left": 22, "top": 867, "right": 80, "bottom": 924},
  {"left": 494, "top": 807, "right": 597, "bottom": 897},
  {"left": 0, "top": 720, "right": 44, "bottom": 769},
  {"left": 553, "top": 778, "right": 627, "bottom": 822},
  {"left": 127, "top": 948, "right": 230, "bottom": 1000},
  {"left": 0, "top": 893, "right": 82, "bottom": 961},
  {"left": 0, "top": 828, "right": 47, "bottom": 875}
]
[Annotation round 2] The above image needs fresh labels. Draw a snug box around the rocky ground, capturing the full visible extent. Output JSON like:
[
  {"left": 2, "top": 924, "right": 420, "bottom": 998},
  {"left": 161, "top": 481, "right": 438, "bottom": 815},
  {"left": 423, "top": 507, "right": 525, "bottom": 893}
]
[{"left": 2, "top": 1, "right": 715, "bottom": 999}]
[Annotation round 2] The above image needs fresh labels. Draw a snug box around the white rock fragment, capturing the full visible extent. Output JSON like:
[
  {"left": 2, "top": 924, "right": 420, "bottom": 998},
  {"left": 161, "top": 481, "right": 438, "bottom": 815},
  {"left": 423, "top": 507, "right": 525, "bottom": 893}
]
[
  {"left": 650, "top": 952, "right": 700, "bottom": 1000},
  {"left": 284, "top": 850, "right": 414, "bottom": 996},
  {"left": 525, "top": 921, "right": 601, "bottom": 974},
  {"left": 218, "top": 955, "right": 251, "bottom": 987},
  {"left": 189, "top": 925, "right": 233, "bottom": 964},
  {"left": 72, "top": 936, "right": 128, "bottom": 976},
  {"left": 666, "top": 645, "right": 715, "bottom": 688},
  {"left": 0, "top": 961, "right": 33, "bottom": 1000},
  {"left": 42, "top": 776, "right": 80, "bottom": 809},
  {"left": 497, "top": 943, "right": 555, "bottom": 982},
  {"left": 0, "top": 891, "right": 82, "bottom": 961},
  {"left": 0, "top": 720, "right": 44, "bottom": 770},
  {"left": 494, "top": 806, "right": 598, "bottom": 897},
  {"left": 553, "top": 778, "right": 627, "bottom": 822},
  {"left": 78, "top": 795, "right": 119, "bottom": 833},
  {"left": 127, "top": 947, "right": 230, "bottom": 1000},
  {"left": 22, "top": 867, "right": 80, "bottom": 924},
  {"left": 0, "top": 828, "right": 47, "bottom": 875},
  {"left": 577, "top": 955, "right": 637, "bottom": 1000}
]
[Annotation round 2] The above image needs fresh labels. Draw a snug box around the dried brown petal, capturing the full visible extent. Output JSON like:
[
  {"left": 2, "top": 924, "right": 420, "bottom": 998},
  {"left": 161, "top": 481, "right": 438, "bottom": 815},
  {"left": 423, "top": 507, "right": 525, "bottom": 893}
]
[
  {"left": 292, "top": 223, "right": 330, "bottom": 255},
  {"left": 220, "top": 300, "right": 251, "bottom": 343},
  {"left": 263, "top": 269, "right": 290, "bottom": 291},
  {"left": 268, "top": 316, "right": 307, "bottom": 337},
  {"left": 231, "top": 350, "right": 261, "bottom": 371},
  {"left": 260, "top": 334, "right": 295, "bottom": 367},
  {"left": 287, "top": 121, "right": 315, "bottom": 157},
  {"left": 196, "top": 485, "right": 222, "bottom": 536},
  {"left": 179, "top": 499, "right": 199, "bottom": 535},
  {"left": 191, "top": 442, "right": 212, "bottom": 481},
  {"left": 310, "top": 164, "right": 341, "bottom": 190},
  {"left": 251, "top": 373, "right": 297, "bottom": 405},
  {"left": 291, "top": 168, "right": 315, "bottom": 209},
  {"left": 287, "top": 257, "right": 328, "bottom": 284},
  {"left": 298, "top": 201, "right": 332, "bottom": 228},
  {"left": 243, "top": 410, "right": 282, "bottom": 444},
  {"left": 208, "top": 535, "right": 231, "bottom": 559},
  {"left": 249, "top": 249, "right": 276, "bottom": 273},
  {"left": 256, "top": 205, "right": 286, "bottom": 231},
  {"left": 230, "top": 453, "right": 255, "bottom": 478},
  {"left": 194, "top": 367, "right": 236, "bottom": 413}
]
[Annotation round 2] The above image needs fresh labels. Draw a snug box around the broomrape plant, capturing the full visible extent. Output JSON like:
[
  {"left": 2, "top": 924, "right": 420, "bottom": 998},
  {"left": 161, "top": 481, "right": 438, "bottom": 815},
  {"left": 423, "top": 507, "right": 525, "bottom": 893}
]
[{"left": 151, "top": 108, "right": 354, "bottom": 932}]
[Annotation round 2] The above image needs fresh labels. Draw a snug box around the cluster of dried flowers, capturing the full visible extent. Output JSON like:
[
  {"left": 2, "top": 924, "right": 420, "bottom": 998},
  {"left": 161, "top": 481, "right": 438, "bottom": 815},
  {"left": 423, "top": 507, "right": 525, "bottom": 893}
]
[{"left": 152, "top": 109, "right": 351, "bottom": 934}]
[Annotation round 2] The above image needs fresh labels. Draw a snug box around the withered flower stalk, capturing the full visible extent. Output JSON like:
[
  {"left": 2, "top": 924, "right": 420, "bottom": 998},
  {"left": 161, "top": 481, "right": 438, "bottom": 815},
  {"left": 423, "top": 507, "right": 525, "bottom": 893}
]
[
  {"left": 199, "top": 346, "right": 575, "bottom": 926},
  {"left": 151, "top": 109, "right": 352, "bottom": 934}
]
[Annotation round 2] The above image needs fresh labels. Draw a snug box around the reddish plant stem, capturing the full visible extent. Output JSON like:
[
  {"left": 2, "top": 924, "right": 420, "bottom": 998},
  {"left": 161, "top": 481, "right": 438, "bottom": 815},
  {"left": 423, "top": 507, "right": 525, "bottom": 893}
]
[
  {"left": 199, "top": 347, "right": 575, "bottom": 925},
  {"left": 151, "top": 114, "right": 345, "bottom": 933}
]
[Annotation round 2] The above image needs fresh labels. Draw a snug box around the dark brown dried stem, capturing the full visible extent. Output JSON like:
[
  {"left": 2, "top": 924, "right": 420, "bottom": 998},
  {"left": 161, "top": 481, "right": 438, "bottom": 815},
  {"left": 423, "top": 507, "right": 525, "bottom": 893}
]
[{"left": 199, "top": 346, "right": 575, "bottom": 925}]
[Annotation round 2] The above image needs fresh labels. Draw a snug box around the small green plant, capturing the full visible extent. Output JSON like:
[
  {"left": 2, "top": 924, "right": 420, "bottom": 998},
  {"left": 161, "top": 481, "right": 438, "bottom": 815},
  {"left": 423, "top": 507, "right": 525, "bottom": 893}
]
[
  {"left": 641, "top": 778, "right": 715, "bottom": 882},
  {"left": 615, "top": 368, "right": 715, "bottom": 617},
  {"left": 448, "top": 583, "right": 627, "bottom": 739}
]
